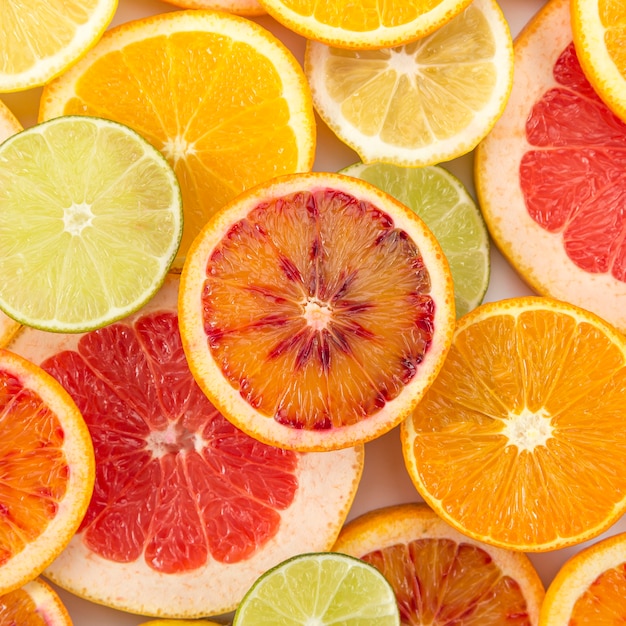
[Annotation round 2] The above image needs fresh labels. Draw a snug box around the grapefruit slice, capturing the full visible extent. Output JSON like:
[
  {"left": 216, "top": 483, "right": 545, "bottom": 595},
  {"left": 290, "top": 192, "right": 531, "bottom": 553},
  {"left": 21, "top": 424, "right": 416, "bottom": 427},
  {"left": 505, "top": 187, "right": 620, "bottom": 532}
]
[
  {"left": 475, "top": 0, "right": 626, "bottom": 332},
  {"left": 7, "top": 274, "right": 363, "bottom": 618},
  {"left": 179, "top": 172, "right": 456, "bottom": 452},
  {"left": 0, "top": 578, "right": 72, "bottom": 625}
]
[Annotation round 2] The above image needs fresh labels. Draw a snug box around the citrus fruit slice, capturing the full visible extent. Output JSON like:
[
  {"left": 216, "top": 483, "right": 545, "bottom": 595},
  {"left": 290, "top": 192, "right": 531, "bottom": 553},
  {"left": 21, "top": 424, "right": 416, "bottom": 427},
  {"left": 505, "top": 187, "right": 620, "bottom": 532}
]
[
  {"left": 0, "top": 115, "right": 182, "bottom": 333},
  {"left": 475, "top": 0, "right": 626, "bottom": 333},
  {"left": 7, "top": 274, "right": 363, "bottom": 618},
  {"left": 401, "top": 296, "right": 626, "bottom": 552},
  {"left": 572, "top": 0, "right": 626, "bottom": 122},
  {"left": 0, "top": 348, "right": 94, "bottom": 595},
  {"left": 179, "top": 171, "right": 456, "bottom": 452},
  {"left": 0, "top": 98, "right": 23, "bottom": 346},
  {"left": 257, "top": 0, "right": 473, "bottom": 49},
  {"left": 39, "top": 10, "right": 316, "bottom": 268},
  {"left": 341, "top": 162, "right": 489, "bottom": 318},
  {"left": 233, "top": 552, "right": 400, "bottom": 625},
  {"left": 304, "top": 0, "right": 513, "bottom": 167},
  {"left": 334, "top": 503, "right": 545, "bottom": 624},
  {"left": 162, "top": 0, "right": 265, "bottom": 15},
  {"left": 539, "top": 531, "right": 626, "bottom": 624},
  {"left": 0, "top": 0, "right": 117, "bottom": 92},
  {"left": 138, "top": 621, "right": 223, "bottom": 626},
  {"left": 0, "top": 578, "right": 72, "bottom": 625}
]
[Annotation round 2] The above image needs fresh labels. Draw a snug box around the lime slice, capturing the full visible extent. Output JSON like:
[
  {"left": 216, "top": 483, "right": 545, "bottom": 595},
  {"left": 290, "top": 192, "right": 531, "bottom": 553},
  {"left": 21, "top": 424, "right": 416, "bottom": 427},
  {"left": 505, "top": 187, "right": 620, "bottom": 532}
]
[
  {"left": 341, "top": 161, "right": 490, "bottom": 318},
  {"left": 233, "top": 552, "right": 400, "bottom": 625},
  {"left": 0, "top": 115, "right": 182, "bottom": 332}
]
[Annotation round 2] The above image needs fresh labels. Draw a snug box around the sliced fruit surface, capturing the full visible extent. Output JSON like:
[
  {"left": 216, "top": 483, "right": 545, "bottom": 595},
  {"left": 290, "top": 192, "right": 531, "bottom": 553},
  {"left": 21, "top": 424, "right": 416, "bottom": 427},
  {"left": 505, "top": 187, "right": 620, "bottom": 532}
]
[
  {"left": 304, "top": 0, "right": 513, "bottom": 166},
  {"left": 0, "top": 348, "right": 94, "bottom": 595},
  {"left": 233, "top": 552, "right": 400, "bottom": 625},
  {"left": 475, "top": 0, "right": 626, "bottom": 333},
  {"left": 161, "top": 0, "right": 265, "bottom": 14},
  {"left": 138, "top": 620, "right": 224, "bottom": 626},
  {"left": 39, "top": 10, "right": 316, "bottom": 268},
  {"left": 402, "top": 296, "right": 626, "bottom": 552},
  {"left": 572, "top": 0, "right": 626, "bottom": 122},
  {"left": 0, "top": 0, "right": 117, "bottom": 92},
  {"left": 0, "top": 115, "right": 182, "bottom": 333},
  {"left": 0, "top": 578, "right": 72, "bottom": 626},
  {"left": 540, "top": 531, "right": 626, "bottom": 624},
  {"left": 8, "top": 274, "right": 363, "bottom": 618},
  {"left": 341, "top": 161, "right": 489, "bottom": 317},
  {"left": 257, "top": 0, "right": 473, "bottom": 49},
  {"left": 334, "top": 503, "right": 545, "bottom": 625},
  {"left": 179, "top": 172, "right": 455, "bottom": 452}
]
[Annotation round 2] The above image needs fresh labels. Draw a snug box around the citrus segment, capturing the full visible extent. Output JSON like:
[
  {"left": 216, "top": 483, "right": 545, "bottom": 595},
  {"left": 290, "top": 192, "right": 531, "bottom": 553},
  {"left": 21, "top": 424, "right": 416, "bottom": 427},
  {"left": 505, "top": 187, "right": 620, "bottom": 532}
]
[
  {"left": 341, "top": 162, "right": 489, "bottom": 317},
  {"left": 257, "top": 0, "right": 473, "bottom": 49},
  {"left": 0, "top": 578, "right": 72, "bottom": 626},
  {"left": 334, "top": 503, "right": 545, "bottom": 625},
  {"left": 233, "top": 552, "right": 400, "bottom": 625},
  {"left": 8, "top": 275, "right": 363, "bottom": 617},
  {"left": 572, "top": 0, "right": 626, "bottom": 122},
  {"left": 0, "top": 115, "right": 182, "bottom": 333},
  {"left": 0, "top": 349, "right": 94, "bottom": 595},
  {"left": 162, "top": 0, "right": 265, "bottom": 14},
  {"left": 475, "top": 0, "right": 626, "bottom": 332},
  {"left": 304, "top": 0, "right": 513, "bottom": 166},
  {"left": 139, "top": 621, "right": 223, "bottom": 626},
  {"left": 540, "top": 532, "right": 626, "bottom": 624},
  {"left": 179, "top": 172, "right": 455, "bottom": 452},
  {"left": 402, "top": 296, "right": 626, "bottom": 552},
  {"left": 0, "top": 0, "right": 117, "bottom": 92},
  {"left": 39, "top": 10, "right": 316, "bottom": 268}
]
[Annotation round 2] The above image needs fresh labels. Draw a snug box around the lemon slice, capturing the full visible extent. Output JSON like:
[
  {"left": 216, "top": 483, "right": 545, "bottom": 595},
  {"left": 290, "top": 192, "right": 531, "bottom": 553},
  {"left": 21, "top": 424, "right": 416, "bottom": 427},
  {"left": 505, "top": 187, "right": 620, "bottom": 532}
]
[
  {"left": 304, "top": 0, "right": 513, "bottom": 166},
  {"left": 0, "top": 115, "right": 182, "bottom": 333}
]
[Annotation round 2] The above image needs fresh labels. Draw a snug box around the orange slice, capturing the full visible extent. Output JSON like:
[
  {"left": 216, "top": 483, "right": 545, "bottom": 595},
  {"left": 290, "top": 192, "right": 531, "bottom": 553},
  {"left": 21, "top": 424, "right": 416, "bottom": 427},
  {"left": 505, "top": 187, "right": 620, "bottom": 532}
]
[
  {"left": 257, "top": 0, "right": 474, "bottom": 49},
  {"left": 39, "top": 10, "right": 316, "bottom": 268},
  {"left": 401, "top": 296, "right": 626, "bottom": 552},
  {"left": 0, "top": 578, "right": 72, "bottom": 625},
  {"left": 572, "top": 0, "right": 626, "bottom": 122},
  {"left": 539, "top": 531, "right": 626, "bottom": 624},
  {"left": 7, "top": 274, "right": 363, "bottom": 618},
  {"left": 179, "top": 172, "right": 456, "bottom": 452},
  {"left": 334, "top": 503, "right": 545, "bottom": 624},
  {"left": 161, "top": 0, "right": 265, "bottom": 15},
  {"left": 475, "top": 0, "right": 626, "bottom": 333},
  {"left": 0, "top": 349, "right": 94, "bottom": 595}
]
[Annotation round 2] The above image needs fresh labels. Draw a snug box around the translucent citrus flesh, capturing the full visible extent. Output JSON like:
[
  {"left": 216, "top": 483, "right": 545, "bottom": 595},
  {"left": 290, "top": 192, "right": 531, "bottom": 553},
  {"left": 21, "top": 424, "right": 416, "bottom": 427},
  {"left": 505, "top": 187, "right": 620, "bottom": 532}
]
[
  {"left": 0, "top": 587, "right": 47, "bottom": 626},
  {"left": 40, "top": 14, "right": 315, "bottom": 265},
  {"left": 342, "top": 162, "right": 489, "bottom": 317},
  {"left": 570, "top": 564, "right": 626, "bottom": 622},
  {"left": 203, "top": 186, "right": 436, "bottom": 431},
  {"left": 0, "top": 370, "right": 68, "bottom": 565},
  {"left": 233, "top": 553, "right": 399, "bottom": 624},
  {"left": 0, "top": 579, "right": 71, "bottom": 626},
  {"left": 602, "top": 0, "right": 626, "bottom": 74},
  {"left": 404, "top": 300, "right": 626, "bottom": 550},
  {"left": 0, "top": 116, "right": 181, "bottom": 332}
]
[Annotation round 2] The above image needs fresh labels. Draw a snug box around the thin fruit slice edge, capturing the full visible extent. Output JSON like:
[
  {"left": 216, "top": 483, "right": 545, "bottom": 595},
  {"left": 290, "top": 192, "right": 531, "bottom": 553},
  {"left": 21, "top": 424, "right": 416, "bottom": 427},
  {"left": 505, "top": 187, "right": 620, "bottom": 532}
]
[
  {"left": 8, "top": 274, "right": 363, "bottom": 618},
  {"left": 179, "top": 171, "right": 456, "bottom": 452},
  {"left": 0, "top": 578, "right": 72, "bottom": 626}
]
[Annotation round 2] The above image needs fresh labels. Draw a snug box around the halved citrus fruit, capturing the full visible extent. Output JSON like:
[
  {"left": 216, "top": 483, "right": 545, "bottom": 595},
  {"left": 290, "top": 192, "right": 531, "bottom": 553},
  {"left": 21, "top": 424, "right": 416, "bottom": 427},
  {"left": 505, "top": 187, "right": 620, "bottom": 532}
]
[
  {"left": 39, "top": 10, "right": 316, "bottom": 268},
  {"left": 179, "top": 171, "right": 456, "bottom": 452},
  {"left": 0, "top": 578, "right": 72, "bottom": 625},
  {"left": 334, "top": 503, "right": 545, "bottom": 624},
  {"left": 162, "top": 0, "right": 265, "bottom": 15},
  {"left": 341, "top": 161, "right": 490, "bottom": 318},
  {"left": 233, "top": 552, "right": 400, "bottom": 625},
  {"left": 0, "top": 348, "right": 94, "bottom": 595},
  {"left": 0, "top": 115, "right": 182, "bottom": 333},
  {"left": 539, "top": 531, "right": 626, "bottom": 624},
  {"left": 475, "top": 0, "right": 626, "bottom": 333},
  {"left": 572, "top": 0, "right": 626, "bottom": 122},
  {"left": 402, "top": 296, "right": 626, "bottom": 552},
  {"left": 0, "top": 0, "right": 117, "bottom": 92},
  {"left": 304, "top": 0, "right": 513, "bottom": 166},
  {"left": 7, "top": 274, "right": 363, "bottom": 618},
  {"left": 257, "top": 0, "right": 473, "bottom": 49}
]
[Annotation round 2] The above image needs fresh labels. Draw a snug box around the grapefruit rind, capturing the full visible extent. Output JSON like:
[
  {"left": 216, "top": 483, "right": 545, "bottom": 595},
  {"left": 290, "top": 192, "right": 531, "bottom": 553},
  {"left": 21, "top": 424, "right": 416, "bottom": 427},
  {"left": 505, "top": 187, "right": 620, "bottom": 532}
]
[{"left": 179, "top": 172, "right": 456, "bottom": 452}]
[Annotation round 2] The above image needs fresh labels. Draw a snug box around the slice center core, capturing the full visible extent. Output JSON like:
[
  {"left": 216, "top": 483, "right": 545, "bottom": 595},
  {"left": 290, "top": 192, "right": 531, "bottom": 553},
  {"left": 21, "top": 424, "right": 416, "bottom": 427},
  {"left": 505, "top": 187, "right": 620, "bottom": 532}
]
[
  {"left": 63, "top": 201, "right": 94, "bottom": 235},
  {"left": 302, "top": 298, "right": 332, "bottom": 331},
  {"left": 503, "top": 407, "right": 554, "bottom": 452}
]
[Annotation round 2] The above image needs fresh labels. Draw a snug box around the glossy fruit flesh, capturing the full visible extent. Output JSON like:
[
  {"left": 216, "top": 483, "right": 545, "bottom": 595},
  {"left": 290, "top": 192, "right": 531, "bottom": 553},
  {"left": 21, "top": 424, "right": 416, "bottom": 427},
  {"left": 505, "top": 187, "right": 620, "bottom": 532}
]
[
  {"left": 41, "top": 310, "right": 299, "bottom": 573},
  {"left": 203, "top": 186, "right": 436, "bottom": 431},
  {"left": 0, "top": 587, "right": 47, "bottom": 625},
  {"left": 0, "top": 372, "right": 68, "bottom": 565},
  {"left": 570, "top": 563, "right": 626, "bottom": 622}
]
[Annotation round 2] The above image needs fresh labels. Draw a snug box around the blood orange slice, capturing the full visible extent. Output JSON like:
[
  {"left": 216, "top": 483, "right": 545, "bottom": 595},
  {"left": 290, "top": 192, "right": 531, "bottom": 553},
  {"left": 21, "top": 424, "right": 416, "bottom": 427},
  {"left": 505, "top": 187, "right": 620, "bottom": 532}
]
[
  {"left": 7, "top": 274, "right": 363, "bottom": 618},
  {"left": 475, "top": 0, "right": 626, "bottom": 332},
  {"left": 179, "top": 172, "right": 456, "bottom": 452},
  {"left": 0, "top": 578, "right": 72, "bottom": 625}
]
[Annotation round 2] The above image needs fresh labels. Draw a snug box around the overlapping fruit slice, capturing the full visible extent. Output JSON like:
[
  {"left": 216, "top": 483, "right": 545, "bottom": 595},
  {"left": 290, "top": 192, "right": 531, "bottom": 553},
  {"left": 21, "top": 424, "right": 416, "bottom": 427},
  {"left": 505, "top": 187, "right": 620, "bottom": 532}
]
[{"left": 0, "top": 578, "right": 72, "bottom": 626}]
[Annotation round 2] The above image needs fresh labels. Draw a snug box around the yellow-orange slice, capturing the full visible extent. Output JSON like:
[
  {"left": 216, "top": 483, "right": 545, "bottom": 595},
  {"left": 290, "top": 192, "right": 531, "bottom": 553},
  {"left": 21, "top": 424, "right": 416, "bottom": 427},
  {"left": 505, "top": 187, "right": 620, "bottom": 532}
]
[
  {"left": 162, "top": 0, "right": 265, "bottom": 15},
  {"left": 0, "top": 578, "right": 72, "bottom": 625}
]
